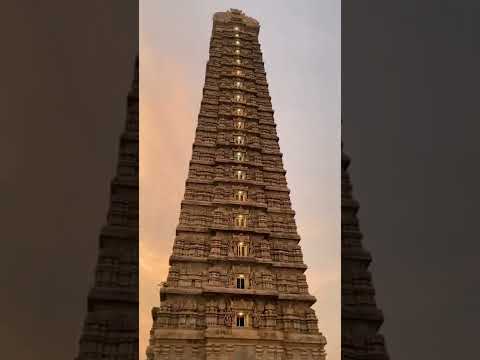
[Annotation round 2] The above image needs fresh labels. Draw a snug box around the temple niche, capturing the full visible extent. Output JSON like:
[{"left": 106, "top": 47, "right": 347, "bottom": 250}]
[{"left": 146, "top": 9, "right": 327, "bottom": 360}]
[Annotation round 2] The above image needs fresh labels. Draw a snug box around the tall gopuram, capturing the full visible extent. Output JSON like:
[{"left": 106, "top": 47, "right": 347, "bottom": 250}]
[
  {"left": 341, "top": 142, "right": 390, "bottom": 360},
  {"left": 146, "top": 9, "right": 326, "bottom": 360},
  {"left": 75, "top": 57, "right": 139, "bottom": 360}
]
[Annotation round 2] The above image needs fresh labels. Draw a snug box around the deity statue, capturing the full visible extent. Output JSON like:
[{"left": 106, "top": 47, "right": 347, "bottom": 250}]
[
  {"left": 224, "top": 301, "right": 235, "bottom": 327},
  {"left": 252, "top": 306, "right": 261, "bottom": 328},
  {"left": 226, "top": 267, "right": 234, "bottom": 287},
  {"left": 230, "top": 239, "right": 236, "bottom": 256},
  {"left": 249, "top": 269, "right": 256, "bottom": 288},
  {"left": 224, "top": 311, "right": 233, "bottom": 327}
]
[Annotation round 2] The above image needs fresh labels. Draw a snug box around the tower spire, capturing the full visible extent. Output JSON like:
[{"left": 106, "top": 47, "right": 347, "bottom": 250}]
[{"left": 147, "top": 10, "right": 326, "bottom": 359}]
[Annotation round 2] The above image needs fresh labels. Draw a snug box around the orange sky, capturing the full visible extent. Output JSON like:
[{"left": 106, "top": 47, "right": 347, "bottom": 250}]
[{"left": 140, "top": 1, "right": 340, "bottom": 358}]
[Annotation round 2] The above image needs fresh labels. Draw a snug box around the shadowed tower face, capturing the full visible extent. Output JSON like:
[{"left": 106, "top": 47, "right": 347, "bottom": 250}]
[
  {"left": 146, "top": 9, "right": 326, "bottom": 360},
  {"left": 341, "top": 142, "right": 389, "bottom": 360},
  {"left": 75, "top": 58, "right": 139, "bottom": 359}
]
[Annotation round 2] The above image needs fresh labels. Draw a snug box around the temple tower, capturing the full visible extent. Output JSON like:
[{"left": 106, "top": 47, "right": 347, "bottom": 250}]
[
  {"left": 341, "top": 142, "right": 390, "bottom": 359},
  {"left": 75, "top": 57, "right": 139, "bottom": 360},
  {"left": 147, "top": 10, "right": 326, "bottom": 360}
]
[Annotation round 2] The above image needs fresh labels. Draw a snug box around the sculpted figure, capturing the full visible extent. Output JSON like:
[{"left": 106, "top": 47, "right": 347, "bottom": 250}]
[
  {"left": 249, "top": 270, "right": 256, "bottom": 288},
  {"left": 252, "top": 307, "right": 261, "bottom": 328},
  {"left": 213, "top": 208, "right": 222, "bottom": 225},
  {"left": 224, "top": 311, "right": 233, "bottom": 327},
  {"left": 226, "top": 267, "right": 234, "bottom": 287},
  {"left": 224, "top": 300, "right": 234, "bottom": 326}
]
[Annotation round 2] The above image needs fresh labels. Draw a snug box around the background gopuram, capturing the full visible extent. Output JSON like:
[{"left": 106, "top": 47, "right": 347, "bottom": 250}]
[
  {"left": 75, "top": 57, "right": 139, "bottom": 360},
  {"left": 147, "top": 9, "right": 327, "bottom": 360},
  {"left": 341, "top": 142, "right": 390, "bottom": 359}
]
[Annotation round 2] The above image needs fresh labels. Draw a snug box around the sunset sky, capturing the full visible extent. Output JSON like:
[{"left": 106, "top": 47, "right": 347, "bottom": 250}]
[{"left": 140, "top": 1, "right": 340, "bottom": 358}]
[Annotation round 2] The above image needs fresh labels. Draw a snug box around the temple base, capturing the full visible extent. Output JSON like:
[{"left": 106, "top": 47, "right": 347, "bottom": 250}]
[{"left": 147, "top": 328, "right": 326, "bottom": 360}]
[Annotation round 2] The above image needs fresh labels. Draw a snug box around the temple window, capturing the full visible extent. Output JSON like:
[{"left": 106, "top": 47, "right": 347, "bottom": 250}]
[
  {"left": 236, "top": 274, "right": 245, "bottom": 289},
  {"left": 236, "top": 59, "right": 241, "bottom": 65},
  {"left": 235, "top": 49, "right": 240, "bottom": 54},
  {"left": 236, "top": 108, "right": 243, "bottom": 115},
  {"left": 235, "top": 40, "right": 240, "bottom": 45},
  {"left": 235, "top": 170, "right": 246, "bottom": 180},
  {"left": 234, "top": 26, "right": 239, "bottom": 31},
  {"left": 234, "top": 135, "right": 245, "bottom": 145},
  {"left": 234, "top": 120, "right": 245, "bottom": 129},
  {"left": 234, "top": 190, "right": 247, "bottom": 201},
  {"left": 236, "top": 69, "right": 242, "bottom": 76},
  {"left": 234, "top": 151, "right": 245, "bottom": 161},
  {"left": 237, "top": 241, "right": 248, "bottom": 256},
  {"left": 235, "top": 215, "right": 247, "bottom": 228},
  {"left": 235, "top": 94, "right": 242, "bottom": 102},
  {"left": 236, "top": 313, "right": 245, "bottom": 327},
  {"left": 235, "top": 33, "right": 239, "bottom": 38}
]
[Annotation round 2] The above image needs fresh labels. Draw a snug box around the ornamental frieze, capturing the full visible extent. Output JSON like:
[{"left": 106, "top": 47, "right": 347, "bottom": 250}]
[
  {"left": 187, "top": 163, "right": 215, "bottom": 181},
  {"left": 191, "top": 145, "right": 216, "bottom": 162},
  {"left": 259, "top": 124, "right": 278, "bottom": 138},
  {"left": 194, "top": 130, "right": 217, "bottom": 146},
  {"left": 178, "top": 205, "right": 212, "bottom": 228},
  {"left": 262, "top": 154, "right": 284, "bottom": 169}
]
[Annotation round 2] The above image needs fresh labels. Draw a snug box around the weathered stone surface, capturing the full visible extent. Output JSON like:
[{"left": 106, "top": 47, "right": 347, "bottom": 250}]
[
  {"left": 341, "top": 142, "right": 389, "bottom": 360},
  {"left": 75, "top": 57, "right": 139, "bottom": 360},
  {"left": 146, "top": 9, "right": 326, "bottom": 360}
]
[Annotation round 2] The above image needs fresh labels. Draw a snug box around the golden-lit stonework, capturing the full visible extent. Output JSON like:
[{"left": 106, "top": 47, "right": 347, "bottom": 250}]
[{"left": 146, "top": 9, "right": 326, "bottom": 360}]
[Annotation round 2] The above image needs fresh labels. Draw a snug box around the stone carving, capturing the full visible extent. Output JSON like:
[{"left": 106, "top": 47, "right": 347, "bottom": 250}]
[
  {"left": 226, "top": 266, "right": 234, "bottom": 287},
  {"left": 224, "top": 302, "right": 235, "bottom": 327},
  {"left": 227, "top": 237, "right": 235, "bottom": 256},
  {"left": 252, "top": 305, "right": 261, "bottom": 328},
  {"left": 249, "top": 269, "right": 256, "bottom": 288}
]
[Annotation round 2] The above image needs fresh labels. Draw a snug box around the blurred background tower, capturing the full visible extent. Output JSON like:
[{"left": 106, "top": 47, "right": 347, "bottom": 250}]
[
  {"left": 341, "top": 142, "right": 389, "bottom": 360},
  {"left": 75, "top": 57, "right": 139, "bottom": 360},
  {"left": 146, "top": 10, "right": 326, "bottom": 360}
]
